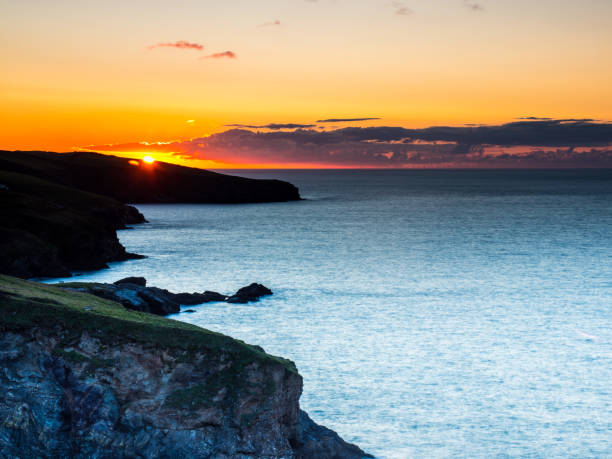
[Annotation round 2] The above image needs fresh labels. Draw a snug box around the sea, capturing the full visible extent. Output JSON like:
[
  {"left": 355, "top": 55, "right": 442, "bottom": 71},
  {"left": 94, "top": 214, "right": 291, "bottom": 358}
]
[{"left": 48, "top": 170, "right": 612, "bottom": 458}]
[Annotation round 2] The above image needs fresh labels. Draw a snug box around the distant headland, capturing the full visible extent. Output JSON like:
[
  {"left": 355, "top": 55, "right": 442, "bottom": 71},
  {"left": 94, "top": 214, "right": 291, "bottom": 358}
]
[{"left": 0, "top": 150, "right": 301, "bottom": 278}]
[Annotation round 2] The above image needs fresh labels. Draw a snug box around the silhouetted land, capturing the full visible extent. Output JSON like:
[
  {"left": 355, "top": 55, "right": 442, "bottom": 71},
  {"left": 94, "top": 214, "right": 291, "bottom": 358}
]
[
  {"left": 0, "top": 170, "right": 146, "bottom": 278},
  {"left": 0, "top": 150, "right": 301, "bottom": 203},
  {"left": 0, "top": 150, "right": 301, "bottom": 278}
]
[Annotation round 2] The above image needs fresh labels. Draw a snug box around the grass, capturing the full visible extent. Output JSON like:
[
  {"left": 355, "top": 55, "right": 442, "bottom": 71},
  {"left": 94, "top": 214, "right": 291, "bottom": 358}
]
[{"left": 0, "top": 275, "right": 297, "bottom": 374}]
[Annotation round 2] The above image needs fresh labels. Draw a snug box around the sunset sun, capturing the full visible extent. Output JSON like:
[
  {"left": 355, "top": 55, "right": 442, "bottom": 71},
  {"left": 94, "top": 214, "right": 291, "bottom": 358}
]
[{"left": 142, "top": 155, "right": 155, "bottom": 164}]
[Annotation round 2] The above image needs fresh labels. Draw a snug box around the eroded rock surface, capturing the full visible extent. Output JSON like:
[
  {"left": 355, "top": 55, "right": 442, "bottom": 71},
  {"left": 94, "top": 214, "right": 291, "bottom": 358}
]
[{"left": 0, "top": 329, "right": 301, "bottom": 458}]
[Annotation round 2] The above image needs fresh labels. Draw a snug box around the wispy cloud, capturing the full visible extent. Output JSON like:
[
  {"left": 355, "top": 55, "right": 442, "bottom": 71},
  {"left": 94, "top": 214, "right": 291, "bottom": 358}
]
[
  {"left": 226, "top": 123, "right": 316, "bottom": 130},
  {"left": 318, "top": 118, "right": 381, "bottom": 123},
  {"left": 202, "top": 51, "right": 237, "bottom": 59},
  {"left": 517, "top": 116, "right": 596, "bottom": 122},
  {"left": 392, "top": 2, "right": 413, "bottom": 16},
  {"left": 148, "top": 40, "right": 204, "bottom": 51},
  {"left": 464, "top": 1, "right": 485, "bottom": 12},
  {"left": 259, "top": 20, "right": 281, "bottom": 27},
  {"left": 517, "top": 116, "right": 553, "bottom": 121}
]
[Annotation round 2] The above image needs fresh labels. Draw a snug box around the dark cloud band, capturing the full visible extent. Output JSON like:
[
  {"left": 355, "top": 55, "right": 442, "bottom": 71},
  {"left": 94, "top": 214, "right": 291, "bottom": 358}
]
[
  {"left": 317, "top": 118, "right": 381, "bottom": 123},
  {"left": 225, "top": 123, "right": 316, "bottom": 129},
  {"left": 85, "top": 119, "right": 612, "bottom": 168}
]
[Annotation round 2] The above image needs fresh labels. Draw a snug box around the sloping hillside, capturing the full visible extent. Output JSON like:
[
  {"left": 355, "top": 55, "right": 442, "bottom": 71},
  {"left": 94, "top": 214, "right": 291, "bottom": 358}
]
[{"left": 0, "top": 150, "right": 301, "bottom": 203}]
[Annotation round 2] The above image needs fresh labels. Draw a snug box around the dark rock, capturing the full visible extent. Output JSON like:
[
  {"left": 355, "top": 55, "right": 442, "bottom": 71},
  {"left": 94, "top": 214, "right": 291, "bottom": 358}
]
[
  {"left": 183, "top": 309, "right": 196, "bottom": 313},
  {"left": 294, "top": 410, "right": 373, "bottom": 459},
  {"left": 171, "top": 290, "right": 227, "bottom": 305},
  {"left": 114, "top": 276, "right": 147, "bottom": 287},
  {"left": 0, "top": 228, "right": 70, "bottom": 279},
  {"left": 227, "top": 283, "right": 273, "bottom": 304},
  {"left": 61, "top": 283, "right": 180, "bottom": 316},
  {"left": 60, "top": 281, "right": 273, "bottom": 315},
  {"left": 0, "top": 170, "right": 146, "bottom": 279},
  {"left": 138, "top": 288, "right": 181, "bottom": 315}
]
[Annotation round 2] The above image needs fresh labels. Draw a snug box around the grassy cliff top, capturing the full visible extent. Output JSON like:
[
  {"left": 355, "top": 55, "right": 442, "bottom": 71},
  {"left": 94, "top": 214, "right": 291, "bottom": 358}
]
[{"left": 0, "top": 275, "right": 297, "bottom": 374}]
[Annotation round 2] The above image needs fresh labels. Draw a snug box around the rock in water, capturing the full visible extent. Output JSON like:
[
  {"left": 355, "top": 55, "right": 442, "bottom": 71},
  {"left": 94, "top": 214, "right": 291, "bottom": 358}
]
[
  {"left": 227, "top": 283, "right": 273, "bottom": 303},
  {"left": 60, "top": 280, "right": 273, "bottom": 315},
  {"left": 170, "top": 290, "right": 228, "bottom": 305},
  {"left": 114, "top": 276, "right": 147, "bottom": 287}
]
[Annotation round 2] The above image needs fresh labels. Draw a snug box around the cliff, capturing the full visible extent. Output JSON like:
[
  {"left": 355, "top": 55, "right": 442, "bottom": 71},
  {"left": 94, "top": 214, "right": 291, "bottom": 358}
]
[
  {"left": 0, "top": 150, "right": 301, "bottom": 203},
  {"left": 0, "top": 171, "right": 146, "bottom": 279},
  {"left": 0, "top": 275, "right": 370, "bottom": 458}
]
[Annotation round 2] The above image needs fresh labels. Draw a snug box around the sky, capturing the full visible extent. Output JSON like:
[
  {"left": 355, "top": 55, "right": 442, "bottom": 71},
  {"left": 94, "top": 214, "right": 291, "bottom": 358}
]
[{"left": 1, "top": 0, "right": 611, "bottom": 168}]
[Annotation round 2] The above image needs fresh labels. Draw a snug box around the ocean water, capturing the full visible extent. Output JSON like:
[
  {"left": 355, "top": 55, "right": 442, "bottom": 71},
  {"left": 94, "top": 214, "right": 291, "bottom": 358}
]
[{"left": 49, "top": 170, "right": 612, "bottom": 458}]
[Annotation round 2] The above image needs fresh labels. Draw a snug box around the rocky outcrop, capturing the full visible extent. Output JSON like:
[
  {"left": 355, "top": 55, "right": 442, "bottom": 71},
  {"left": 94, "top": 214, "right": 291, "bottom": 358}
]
[
  {"left": 0, "top": 170, "right": 145, "bottom": 279},
  {"left": 0, "top": 275, "right": 370, "bottom": 459},
  {"left": 60, "top": 279, "right": 274, "bottom": 315},
  {"left": 61, "top": 282, "right": 182, "bottom": 315},
  {"left": 172, "top": 290, "right": 228, "bottom": 304},
  {"left": 296, "top": 410, "right": 372, "bottom": 458},
  {"left": 114, "top": 276, "right": 147, "bottom": 287},
  {"left": 227, "top": 283, "right": 274, "bottom": 304}
]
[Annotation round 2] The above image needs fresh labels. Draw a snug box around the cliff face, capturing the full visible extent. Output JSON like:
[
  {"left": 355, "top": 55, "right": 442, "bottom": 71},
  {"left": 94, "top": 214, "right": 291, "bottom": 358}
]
[
  {"left": 0, "top": 276, "right": 369, "bottom": 458},
  {"left": 0, "top": 330, "right": 302, "bottom": 458}
]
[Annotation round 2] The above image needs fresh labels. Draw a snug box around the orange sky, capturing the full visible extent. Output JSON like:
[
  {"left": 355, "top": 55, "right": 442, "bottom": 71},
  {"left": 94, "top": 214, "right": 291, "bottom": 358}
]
[{"left": 1, "top": 0, "right": 611, "bottom": 167}]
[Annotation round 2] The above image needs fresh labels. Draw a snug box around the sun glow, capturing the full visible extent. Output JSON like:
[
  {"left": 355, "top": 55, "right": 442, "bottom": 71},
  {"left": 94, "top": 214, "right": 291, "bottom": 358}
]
[{"left": 142, "top": 155, "right": 155, "bottom": 164}]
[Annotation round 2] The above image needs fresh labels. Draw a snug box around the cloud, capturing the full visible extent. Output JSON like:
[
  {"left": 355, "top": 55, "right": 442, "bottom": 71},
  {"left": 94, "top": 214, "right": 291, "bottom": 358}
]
[
  {"left": 202, "top": 51, "right": 236, "bottom": 59},
  {"left": 392, "top": 2, "right": 413, "bottom": 16},
  {"left": 148, "top": 40, "right": 204, "bottom": 51},
  {"left": 464, "top": 0, "right": 484, "bottom": 11},
  {"left": 317, "top": 118, "right": 381, "bottom": 123},
  {"left": 84, "top": 119, "right": 612, "bottom": 168},
  {"left": 517, "top": 116, "right": 597, "bottom": 122},
  {"left": 225, "top": 123, "right": 316, "bottom": 130},
  {"left": 259, "top": 20, "right": 281, "bottom": 27}
]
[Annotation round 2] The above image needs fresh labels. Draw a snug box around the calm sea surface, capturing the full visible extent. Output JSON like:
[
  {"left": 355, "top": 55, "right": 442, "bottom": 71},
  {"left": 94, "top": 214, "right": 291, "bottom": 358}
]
[{"left": 49, "top": 170, "right": 612, "bottom": 458}]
